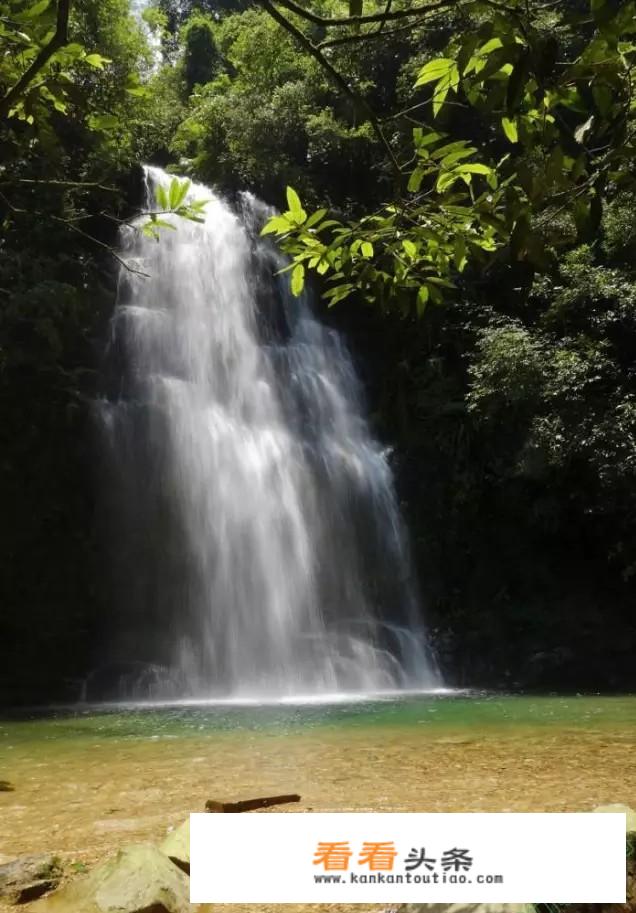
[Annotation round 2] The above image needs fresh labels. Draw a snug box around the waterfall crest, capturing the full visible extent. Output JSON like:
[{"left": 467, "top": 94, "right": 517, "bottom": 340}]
[{"left": 99, "top": 166, "right": 439, "bottom": 699}]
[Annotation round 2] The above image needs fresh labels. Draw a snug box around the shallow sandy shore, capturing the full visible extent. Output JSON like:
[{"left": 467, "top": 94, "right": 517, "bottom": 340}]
[{"left": 1, "top": 719, "right": 635, "bottom": 912}]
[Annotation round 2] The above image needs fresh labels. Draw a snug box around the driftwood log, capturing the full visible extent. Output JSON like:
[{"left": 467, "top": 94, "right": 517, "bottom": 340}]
[{"left": 205, "top": 793, "right": 301, "bottom": 813}]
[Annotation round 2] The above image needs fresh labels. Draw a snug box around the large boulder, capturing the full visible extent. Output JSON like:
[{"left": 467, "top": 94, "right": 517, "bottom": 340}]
[
  {"left": 161, "top": 818, "right": 190, "bottom": 874},
  {"left": 29, "top": 844, "right": 190, "bottom": 913},
  {"left": 0, "top": 853, "right": 62, "bottom": 904},
  {"left": 593, "top": 803, "right": 636, "bottom": 834}
]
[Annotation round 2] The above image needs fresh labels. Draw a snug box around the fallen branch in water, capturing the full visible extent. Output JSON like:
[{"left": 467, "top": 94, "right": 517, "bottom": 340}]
[{"left": 205, "top": 793, "right": 301, "bottom": 813}]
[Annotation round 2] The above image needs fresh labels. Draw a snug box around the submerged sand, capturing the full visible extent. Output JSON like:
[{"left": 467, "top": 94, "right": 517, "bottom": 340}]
[{"left": 1, "top": 697, "right": 635, "bottom": 911}]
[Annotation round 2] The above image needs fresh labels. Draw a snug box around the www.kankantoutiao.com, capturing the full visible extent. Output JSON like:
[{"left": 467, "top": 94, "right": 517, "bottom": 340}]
[{"left": 314, "top": 872, "right": 505, "bottom": 885}]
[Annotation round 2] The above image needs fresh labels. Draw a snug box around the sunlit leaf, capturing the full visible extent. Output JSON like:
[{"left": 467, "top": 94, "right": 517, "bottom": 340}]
[
  {"left": 454, "top": 236, "right": 467, "bottom": 271},
  {"left": 305, "top": 208, "right": 328, "bottom": 229},
  {"left": 501, "top": 116, "right": 518, "bottom": 143},
  {"left": 84, "top": 53, "right": 111, "bottom": 69},
  {"left": 457, "top": 163, "right": 493, "bottom": 175},
  {"left": 20, "top": 0, "right": 50, "bottom": 19},
  {"left": 408, "top": 167, "right": 426, "bottom": 193},
  {"left": 416, "top": 285, "right": 429, "bottom": 317},
  {"left": 87, "top": 113, "right": 118, "bottom": 131},
  {"left": 291, "top": 263, "right": 305, "bottom": 296},
  {"left": 415, "top": 58, "right": 455, "bottom": 87},
  {"left": 403, "top": 240, "right": 418, "bottom": 260},
  {"left": 155, "top": 184, "right": 169, "bottom": 211},
  {"left": 169, "top": 177, "right": 190, "bottom": 210},
  {"left": 286, "top": 186, "right": 303, "bottom": 214}
]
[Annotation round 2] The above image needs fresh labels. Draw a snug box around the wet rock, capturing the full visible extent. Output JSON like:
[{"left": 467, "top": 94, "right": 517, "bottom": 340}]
[
  {"left": 0, "top": 853, "right": 62, "bottom": 904},
  {"left": 593, "top": 803, "right": 636, "bottom": 833},
  {"left": 161, "top": 818, "right": 190, "bottom": 875},
  {"left": 30, "top": 843, "right": 190, "bottom": 913}
]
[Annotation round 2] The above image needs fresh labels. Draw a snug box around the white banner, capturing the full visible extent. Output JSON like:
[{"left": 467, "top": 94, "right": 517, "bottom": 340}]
[{"left": 190, "top": 811, "right": 626, "bottom": 903}]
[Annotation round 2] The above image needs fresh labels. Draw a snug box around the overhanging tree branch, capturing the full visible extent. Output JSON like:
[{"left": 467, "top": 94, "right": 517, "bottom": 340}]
[
  {"left": 319, "top": 21, "right": 423, "bottom": 49},
  {"left": 271, "top": 0, "right": 460, "bottom": 27},
  {"left": 0, "top": 178, "right": 119, "bottom": 192},
  {"left": 376, "top": 0, "right": 393, "bottom": 34},
  {"left": 259, "top": 0, "right": 402, "bottom": 179},
  {"left": 51, "top": 216, "right": 150, "bottom": 278},
  {"left": 0, "top": 0, "right": 71, "bottom": 120}
]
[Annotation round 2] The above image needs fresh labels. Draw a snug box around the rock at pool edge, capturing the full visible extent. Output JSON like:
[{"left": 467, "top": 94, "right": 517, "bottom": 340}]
[{"left": 29, "top": 843, "right": 190, "bottom": 913}]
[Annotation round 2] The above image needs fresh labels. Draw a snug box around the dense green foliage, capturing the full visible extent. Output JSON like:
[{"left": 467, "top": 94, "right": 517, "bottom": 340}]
[
  {"left": 0, "top": 0, "right": 150, "bottom": 702},
  {"left": 1, "top": 0, "right": 636, "bottom": 701},
  {"left": 266, "top": 1, "right": 636, "bottom": 309}
]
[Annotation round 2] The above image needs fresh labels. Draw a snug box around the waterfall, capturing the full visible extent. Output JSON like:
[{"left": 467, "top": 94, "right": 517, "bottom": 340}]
[{"left": 99, "top": 166, "right": 439, "bottom": 700}]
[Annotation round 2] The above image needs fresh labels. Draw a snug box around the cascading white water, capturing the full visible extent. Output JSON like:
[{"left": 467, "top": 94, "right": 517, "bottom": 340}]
[{"left": 99, "top": 166, "right": 439, "bottom": 699}]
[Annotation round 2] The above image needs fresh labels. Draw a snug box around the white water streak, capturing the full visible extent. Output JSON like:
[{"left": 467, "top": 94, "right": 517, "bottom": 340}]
[{"left": 101, "top": 167, "right": 438, "bottom": 699}]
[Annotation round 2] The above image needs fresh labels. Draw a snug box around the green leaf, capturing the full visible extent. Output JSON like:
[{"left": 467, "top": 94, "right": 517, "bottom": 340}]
[
  {"left": 169, "top": 177, "right": 190, "bottom": 210},
  {"left": 155, "top": 184, "right": 169, "bottom": 211},
  {"left": 453, "top": 236, "right": 467, "bottom": 271},
  {"left": 427, "top": 276, "right": 456, "bottom": 289},
  {"left": 501, "top": 116, "right": 518, "bottom": 143},
  {"left": 323, "top": 284, "right": 355, "bottom": 306},
  {"left": 415, "top": 58, "right": 455, "bottom": 87},
  {"left": 142, "top": 223, "right": 160, "bottom": 240},
  {"left": 440, "top": 147, "right": 477, "bottom": 167},
  {"left": 433, "top": 80, "right": 450, "bottom": 117},
  {"left": 276, "top": 261, "right": 298, "bottom": 276},
  {"left": 314, "top": 219, "right": 342, "bottom": 231},
  {"left": 126, "top": 73, "right": 150, "bottom": 97},
  {"left": 416, "top": 285, "right": 429, "bottom": 316},
  {"left": 436, "top": 171, "right": 461, "bottom": 192},
  {"left": 477, "top": 37, "right": 504, "bottom": 56},
  {"left": 414, "top": 129, "right": 443, "bottom": 149},
  {"left": 150, "top": 218, "right": 176, "bottom": 231},
  {"left": 87, "top": 113, "right": 118, "bottom": 131},
  {"left": 286, "top": 186, "right": 303, "bottom": 214},
  {"left": 432, "top": 65, "right": 459, "bottom": 117},
  {"left": 360, "top": 241, "right": 374, "bottom": 259},
  {"left": 291, "top": 263, "right": 305, "bottom": 296},
  {"left": 305, "top": 208, "right": 328, "bottom": 229},
  {"left": 402, "top": 240, "right": 418, "bottom": 260},
  {"left": 457, "top": 163, "right": 493, "bottom": 176},
  {"left": 84, "top": 53, "right": 110, "bottom": 69},
  {"left": 431, "top": 140, "right": 471, "bottom": 161},
  {"left": 464, "top": 37, "right": 507, "bottom": 75},
  {"left": 408, "top": 167, "right": 426, "bottom": 193},
  {"left": 261, "top": 215, "right": 293, "bottom": 236},
  {"left": 61, "top": 43, "right": 84, "bottom": 59},
  {"left": 21, "top": 0, "right": 50, "bottom": 18}
]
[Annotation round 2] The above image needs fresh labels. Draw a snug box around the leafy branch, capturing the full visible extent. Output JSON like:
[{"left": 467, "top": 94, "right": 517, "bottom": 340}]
[
  {"left": 258, "top": 0, "right": 402, "bottom": 178},
  {"left": 0, "top": 0, "right": 72, "bottom": 120},
  {"left": 262, "top": 0, "right": 636, "bottom": 317},
  {"left": 269, "top": 0, "right": 461, "bottom": 28}
]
